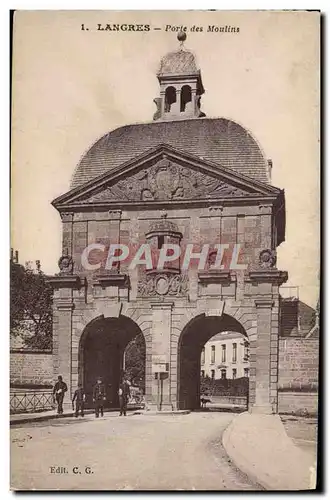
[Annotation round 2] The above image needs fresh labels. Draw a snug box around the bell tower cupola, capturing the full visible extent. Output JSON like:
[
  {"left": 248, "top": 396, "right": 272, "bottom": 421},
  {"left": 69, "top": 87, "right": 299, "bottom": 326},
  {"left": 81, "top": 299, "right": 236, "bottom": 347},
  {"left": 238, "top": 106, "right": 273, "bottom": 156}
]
[{"left": 153, "top": 32, "right": 205, "bottom": 121}]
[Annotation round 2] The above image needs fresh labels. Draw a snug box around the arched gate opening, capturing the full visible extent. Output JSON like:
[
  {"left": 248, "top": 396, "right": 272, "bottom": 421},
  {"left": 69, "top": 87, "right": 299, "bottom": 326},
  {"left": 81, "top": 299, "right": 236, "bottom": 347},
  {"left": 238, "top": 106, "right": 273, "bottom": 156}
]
[
  {"left": 177, "top": 314, "right": 249, "bottom": 411},
  {"left": 79, "top": 316, "right": 145, "bottom": 409}
]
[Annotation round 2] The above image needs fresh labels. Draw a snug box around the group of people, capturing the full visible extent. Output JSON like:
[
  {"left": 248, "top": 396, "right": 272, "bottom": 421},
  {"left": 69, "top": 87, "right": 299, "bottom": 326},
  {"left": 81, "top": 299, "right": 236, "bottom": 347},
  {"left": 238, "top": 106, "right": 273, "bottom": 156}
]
[{"left": 52, "top": 375, "right": 131, "bottom": 418}]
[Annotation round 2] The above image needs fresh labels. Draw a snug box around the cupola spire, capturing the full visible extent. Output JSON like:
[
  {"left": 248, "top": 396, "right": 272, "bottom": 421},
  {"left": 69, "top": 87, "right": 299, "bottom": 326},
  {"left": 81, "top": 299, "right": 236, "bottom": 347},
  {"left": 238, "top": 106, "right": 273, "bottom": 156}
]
[{"left": 153, "top": 32, "right": 205, "bottom": 121}]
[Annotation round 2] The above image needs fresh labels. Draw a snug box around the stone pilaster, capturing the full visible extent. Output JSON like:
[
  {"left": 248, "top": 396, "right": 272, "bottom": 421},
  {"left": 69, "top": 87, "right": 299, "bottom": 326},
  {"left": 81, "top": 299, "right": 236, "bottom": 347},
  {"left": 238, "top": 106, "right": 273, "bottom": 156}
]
[
  {"left": 60, "top": 212, "right": 73, "bottom": 256},
  {"left": 149, "top": 301, "right": 173, "bottom": 410},
  {"left": 54, "top": 299, "right": 74, "bottom": 408},
  {"left": 251, "top": 298, "right": 274, "bottom": 414},
  {"left": 47, "top": 275, "right": 81, "bottom": 408}
]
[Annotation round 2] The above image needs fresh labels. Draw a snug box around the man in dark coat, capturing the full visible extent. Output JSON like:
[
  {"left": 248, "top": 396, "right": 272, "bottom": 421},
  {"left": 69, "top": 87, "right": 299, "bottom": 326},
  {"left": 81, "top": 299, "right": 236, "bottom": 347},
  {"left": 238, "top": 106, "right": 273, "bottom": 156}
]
[
  {"left": 52, "top": 375, "right": 68, "bottom": 415},
  {"left": 93, "top": 377, "right": 106, "bottom": 417},
  {"left": 118, "top": 377, "right": 131, "bottom": 416},
  {"left": 72, "top": 383, "right": 86, "bottom": 417}
]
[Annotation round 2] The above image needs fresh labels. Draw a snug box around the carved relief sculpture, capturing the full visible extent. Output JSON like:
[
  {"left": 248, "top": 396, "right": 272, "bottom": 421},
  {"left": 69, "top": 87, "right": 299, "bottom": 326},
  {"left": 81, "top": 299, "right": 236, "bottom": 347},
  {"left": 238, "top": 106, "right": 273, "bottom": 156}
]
[{"left": 84, "top": 157, "right": 249, "bottom": 203}]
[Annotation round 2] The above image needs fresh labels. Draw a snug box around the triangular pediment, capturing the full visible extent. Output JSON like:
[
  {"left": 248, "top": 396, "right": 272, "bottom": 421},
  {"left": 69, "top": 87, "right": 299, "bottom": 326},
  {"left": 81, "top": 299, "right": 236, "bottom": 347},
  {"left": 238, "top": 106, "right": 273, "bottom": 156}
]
[{"left": 53, "top": 145, "right": 281, "bottom": 209}]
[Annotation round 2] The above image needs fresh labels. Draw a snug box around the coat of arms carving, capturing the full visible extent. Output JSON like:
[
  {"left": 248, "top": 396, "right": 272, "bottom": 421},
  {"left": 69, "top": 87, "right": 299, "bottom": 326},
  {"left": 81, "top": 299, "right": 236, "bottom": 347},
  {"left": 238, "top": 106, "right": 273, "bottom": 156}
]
[
  {"left": 84, "top": 156, "right": 249, "bottom": 204},
  {"left": 142, "top": 158, "right": 182, "bottom": 201}
]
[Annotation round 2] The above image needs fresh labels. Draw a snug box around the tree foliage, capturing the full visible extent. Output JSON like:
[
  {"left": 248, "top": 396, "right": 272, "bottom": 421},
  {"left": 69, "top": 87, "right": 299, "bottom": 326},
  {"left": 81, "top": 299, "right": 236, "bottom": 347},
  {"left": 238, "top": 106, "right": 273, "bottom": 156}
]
[
  {"left": 10, "top": 260, "right": 53, "bottom": 350},
  {"left": 124, "top": 333, "right": 145, "bottom": 389}
]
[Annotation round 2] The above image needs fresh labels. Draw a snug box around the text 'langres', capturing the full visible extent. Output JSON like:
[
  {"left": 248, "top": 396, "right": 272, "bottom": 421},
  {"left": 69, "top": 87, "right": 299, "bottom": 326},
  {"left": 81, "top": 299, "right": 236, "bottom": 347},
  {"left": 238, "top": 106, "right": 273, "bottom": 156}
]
[{"left": 96, "top": 24, "right": 151, "bottom": 32}]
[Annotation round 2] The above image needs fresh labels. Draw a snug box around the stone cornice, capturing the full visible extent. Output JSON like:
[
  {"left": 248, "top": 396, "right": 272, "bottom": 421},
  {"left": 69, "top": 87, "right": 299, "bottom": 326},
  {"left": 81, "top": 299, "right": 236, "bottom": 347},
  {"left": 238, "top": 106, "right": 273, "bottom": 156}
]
[
  {"left": 198, "top": 271, "right": 233, "bottom": 284},
  {"left": 55, "top": 195, "right": 279, "bottom": 213},
  {"left": 248, "top": 270, "right": 288, "bottom": 286},
  {"left": 150, "top": 301, "right": 174, "bottom": 310},
  {"left": 92, "top": 273, "right": 129, "bottom": 288},
  {"left": 46, "top": 275, "right": 81, "bottom": 289}
]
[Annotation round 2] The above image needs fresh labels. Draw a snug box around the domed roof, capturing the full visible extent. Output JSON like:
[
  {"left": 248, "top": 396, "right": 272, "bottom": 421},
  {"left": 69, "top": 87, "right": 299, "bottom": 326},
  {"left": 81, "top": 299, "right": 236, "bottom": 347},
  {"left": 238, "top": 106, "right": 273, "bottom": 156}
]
[
  {"left": 147, "top": 217, "right": 182, "bottom": 236},
  {"left": 158, "top": 48, "right": 199, "bottom": 75},
  {"left": 71, "top": 118, "right": 269, "bottom": 189}
]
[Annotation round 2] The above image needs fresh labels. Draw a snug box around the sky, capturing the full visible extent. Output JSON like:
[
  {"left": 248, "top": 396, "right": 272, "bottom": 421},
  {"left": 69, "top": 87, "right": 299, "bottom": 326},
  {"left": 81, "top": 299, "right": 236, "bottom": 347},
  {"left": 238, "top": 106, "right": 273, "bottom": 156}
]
[{"left": 11, "top": 10, "right": 320, "bottom": 307}]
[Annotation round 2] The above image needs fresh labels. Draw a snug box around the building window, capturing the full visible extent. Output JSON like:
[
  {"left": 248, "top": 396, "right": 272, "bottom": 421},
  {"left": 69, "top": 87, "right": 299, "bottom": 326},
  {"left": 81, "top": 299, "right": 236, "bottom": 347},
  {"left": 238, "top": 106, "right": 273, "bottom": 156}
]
[
  {"left": 232, "top": 368, "right": 237, "bottom": 380},
  {"left": 211, "top": 369, "right": 215, "bottom": 379},
  {"left": 157, "top": 235, "right": 165, "bottom": 249},
  {"left": 211, "top": 345, "right": 215, "bottom": 364},
  {"left": 164, "top": 86, "right": 176, "bottom": 112},
  {"left": 201, "top": 347, "right": 205, "bottom": 365},
  {"left": 232, "top": 343, "right": 237, "bottom": 363},
  {"left": 221, "top": 369, "right": 226, "bottom": 380},
  {"left": 244, "top": 341, "right": 249, "bottom": 361},
  {"left": 244, "top": 368, "right": 249, "bottom": 378},
  {"left": 201, "top": 370, "right": 205, "bottom": 378},
  {"left": 221, "top": 344, "right": 226, "bottom": 363}
]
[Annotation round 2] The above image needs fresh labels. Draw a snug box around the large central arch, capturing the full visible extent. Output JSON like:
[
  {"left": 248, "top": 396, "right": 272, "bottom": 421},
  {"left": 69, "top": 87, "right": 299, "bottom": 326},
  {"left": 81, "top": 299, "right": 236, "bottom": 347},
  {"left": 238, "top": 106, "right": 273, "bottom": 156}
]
[
  {"left": 177, "top": 313, "right": 249, "bottom": 410},
  {"left": 78, "top": 315, "right": 145, "bottom": 408}
]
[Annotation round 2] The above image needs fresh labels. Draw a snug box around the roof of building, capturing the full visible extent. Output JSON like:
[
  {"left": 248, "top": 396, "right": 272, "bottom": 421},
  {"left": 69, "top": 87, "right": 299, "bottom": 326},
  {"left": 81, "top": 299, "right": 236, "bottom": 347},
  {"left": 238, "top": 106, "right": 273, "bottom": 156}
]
[
  {"left": 158, "top": 48, "right": 199, "bottom": 75},
  {"left": 71, "top": 118, "right": 269, "bottom": 189}
]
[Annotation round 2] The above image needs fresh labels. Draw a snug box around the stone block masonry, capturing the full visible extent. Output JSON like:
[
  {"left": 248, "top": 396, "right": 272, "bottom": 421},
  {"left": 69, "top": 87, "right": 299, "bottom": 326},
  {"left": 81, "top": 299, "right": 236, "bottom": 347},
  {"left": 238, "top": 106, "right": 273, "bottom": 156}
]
[
  {"left": 278, "top": 338, "right": 319, "bottom": 416},
  {"left": 278, "top": 338, "right": 319, "bottom": 390},
  {"left": 10, "top": 351, "right": 53, "bottom": 387}
]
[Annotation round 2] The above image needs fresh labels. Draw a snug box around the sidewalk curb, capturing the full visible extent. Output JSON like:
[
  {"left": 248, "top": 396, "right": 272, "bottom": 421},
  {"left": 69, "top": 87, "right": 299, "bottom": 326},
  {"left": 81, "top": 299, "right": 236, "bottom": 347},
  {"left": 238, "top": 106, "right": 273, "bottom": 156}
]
[
  {"left": 222, "top": 413, "right": 270, "bottom": 490},
  {"left": 221, "top": 412, "right": 314, "bottom": 491},
  {"left": 132, "top": 409, "right": 191, "bottom": 416},
  {"left": 10, "top": 407, "right": 142, "bottom": 426}
]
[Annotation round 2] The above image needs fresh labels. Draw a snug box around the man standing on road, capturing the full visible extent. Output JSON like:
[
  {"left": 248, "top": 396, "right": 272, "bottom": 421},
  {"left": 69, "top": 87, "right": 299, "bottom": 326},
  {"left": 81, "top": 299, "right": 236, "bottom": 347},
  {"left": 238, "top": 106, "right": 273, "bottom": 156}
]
[
  {"left": 72, "top": 383, "right": 86, "bottom": 417},
  {"left": 119, "top": 377, "right": 131, "bottom": 416},
  {"left": 93, "top": 377, "right": 106, "bottom": 418},
  {"left": 52, "top": 375, "right": 68, "bottom": 415}
]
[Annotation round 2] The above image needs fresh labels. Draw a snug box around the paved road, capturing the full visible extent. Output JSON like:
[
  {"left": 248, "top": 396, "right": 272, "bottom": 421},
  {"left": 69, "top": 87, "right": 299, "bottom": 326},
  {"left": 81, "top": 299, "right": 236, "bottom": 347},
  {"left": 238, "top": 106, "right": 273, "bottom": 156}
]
[{"left": 11, "top": 412, "right": 262, "bottom": 491}]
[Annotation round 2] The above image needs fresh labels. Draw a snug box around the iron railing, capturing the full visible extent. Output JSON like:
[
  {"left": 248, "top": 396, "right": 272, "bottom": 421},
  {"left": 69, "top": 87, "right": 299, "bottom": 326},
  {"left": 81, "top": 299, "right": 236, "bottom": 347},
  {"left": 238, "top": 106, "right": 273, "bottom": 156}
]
[{"left": 10, "top": 390, "right": 54, "bottom": 414}]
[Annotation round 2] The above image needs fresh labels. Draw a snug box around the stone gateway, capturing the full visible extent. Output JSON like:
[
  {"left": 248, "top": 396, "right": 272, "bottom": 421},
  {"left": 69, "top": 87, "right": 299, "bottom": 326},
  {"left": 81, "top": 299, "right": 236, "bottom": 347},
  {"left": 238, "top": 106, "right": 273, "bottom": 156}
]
[{"left": 48, "top": 34, "right": 287, "bottom": 414}]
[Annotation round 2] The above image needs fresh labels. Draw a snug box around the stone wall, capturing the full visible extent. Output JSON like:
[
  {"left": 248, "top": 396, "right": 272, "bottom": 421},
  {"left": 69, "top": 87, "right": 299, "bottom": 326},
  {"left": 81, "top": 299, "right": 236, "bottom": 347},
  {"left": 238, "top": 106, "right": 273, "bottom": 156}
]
[
  {"left": 278, "top": 337, "right": 319, "bottom": 415},
  {"left": 278, "top": 392, "right": 318, "bottom": 416},
  {"left": 10, "top": 351, "right": 53, "bottom": 387},
  {"left": 278, "top": 338, "right": 319, "bottom": 390}
]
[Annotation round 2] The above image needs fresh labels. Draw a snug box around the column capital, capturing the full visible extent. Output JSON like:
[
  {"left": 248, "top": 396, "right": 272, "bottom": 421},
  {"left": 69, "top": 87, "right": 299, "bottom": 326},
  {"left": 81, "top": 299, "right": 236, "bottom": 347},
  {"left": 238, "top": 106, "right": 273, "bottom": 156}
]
[
  {"left": 60, "top": 212, "right": 74, "bottom": 222},
  {"left": 255, "top": 298, "right": 274, "bottom": 309},
  {"left": 258, "top": 204, "right": 273, "bottom": 214},
  {"left": 108, "top": 209, "right": 122, "bottom": 219}
]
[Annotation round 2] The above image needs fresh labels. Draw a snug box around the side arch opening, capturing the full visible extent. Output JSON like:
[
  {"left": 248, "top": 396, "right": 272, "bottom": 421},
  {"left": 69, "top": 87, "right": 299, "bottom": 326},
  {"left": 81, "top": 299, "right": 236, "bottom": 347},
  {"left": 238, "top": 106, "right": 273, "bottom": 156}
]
[{"left": 177, "top": 314, "right": 250, "bottom": 411}]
